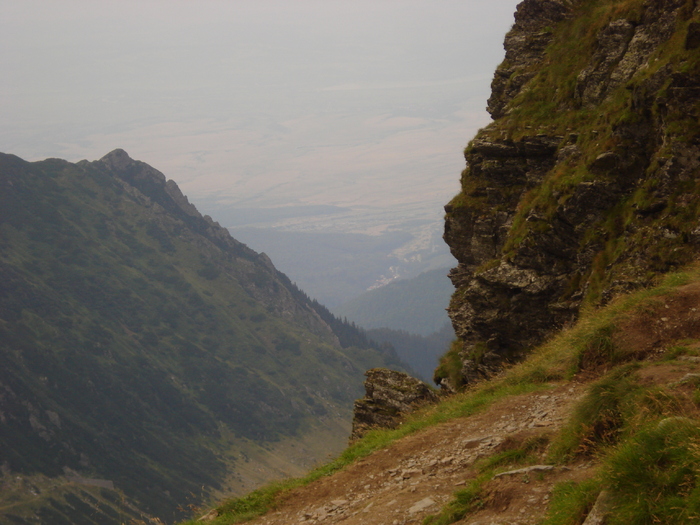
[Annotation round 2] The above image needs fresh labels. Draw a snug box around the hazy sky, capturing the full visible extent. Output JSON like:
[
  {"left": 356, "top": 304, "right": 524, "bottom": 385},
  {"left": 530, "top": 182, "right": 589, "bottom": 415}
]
[{"left": 1, "top": 0, "right": 520, "bottom": 233}]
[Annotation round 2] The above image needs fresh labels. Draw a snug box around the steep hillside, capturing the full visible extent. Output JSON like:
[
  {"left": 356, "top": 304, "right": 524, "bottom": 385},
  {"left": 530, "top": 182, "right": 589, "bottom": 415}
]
[
  {"left": 185, "top": 264, "right": 700, "bottom": 525},
  {"left": 440, "top": 0, "right": 700, "bottom": 388},
  {"left": 0, "top": 150, "right": 403, "bottom": 524}
]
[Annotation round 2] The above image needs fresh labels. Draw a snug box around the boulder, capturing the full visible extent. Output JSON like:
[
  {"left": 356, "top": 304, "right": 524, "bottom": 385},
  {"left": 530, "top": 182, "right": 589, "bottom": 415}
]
[{"left": 350, "top": 369, "right": 439, "bottom": 441}]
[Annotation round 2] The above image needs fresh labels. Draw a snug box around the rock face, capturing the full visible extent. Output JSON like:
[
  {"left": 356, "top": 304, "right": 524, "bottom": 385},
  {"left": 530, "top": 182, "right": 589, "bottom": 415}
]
[
  {"left": 487, "top": 0, "right": 576, "bottom": 119},
  {"left": 440, "top": 0, "right": 700, "bottom": 388},
  {"left": 351, "top": 369, "right": 439, "bottom": 440}
]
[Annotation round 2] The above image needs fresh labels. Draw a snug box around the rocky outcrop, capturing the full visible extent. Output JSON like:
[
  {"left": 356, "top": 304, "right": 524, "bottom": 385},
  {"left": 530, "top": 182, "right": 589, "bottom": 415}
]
[
  {"left": 351, "top": 369, "right": 439, "bottom": 440},
  {"left": 488, "top": 0, "right": 577, "bottom": 119},
  {"left": 441, "top": 0, "right": 700, "bottom": 389},
  {"left": 576, "top": 0, "right": 688, "bottom": 108}
]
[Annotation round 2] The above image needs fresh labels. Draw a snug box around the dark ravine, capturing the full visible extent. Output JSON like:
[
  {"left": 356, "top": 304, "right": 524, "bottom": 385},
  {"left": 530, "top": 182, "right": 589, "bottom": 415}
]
[{"left": 440, "top": 0, "right": 700, "bottom": 388}]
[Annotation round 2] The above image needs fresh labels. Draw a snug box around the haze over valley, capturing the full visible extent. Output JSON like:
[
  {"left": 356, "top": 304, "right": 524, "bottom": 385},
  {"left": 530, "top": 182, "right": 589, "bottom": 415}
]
[
  {"left": 0, "top": 2, "right": 531, "bottom": 523},
  {"left": 6, "top": 0, "right": 700, "bottom": 524},
  {"left": 1, "top": 0, "right": 521, "bottom": 306}
]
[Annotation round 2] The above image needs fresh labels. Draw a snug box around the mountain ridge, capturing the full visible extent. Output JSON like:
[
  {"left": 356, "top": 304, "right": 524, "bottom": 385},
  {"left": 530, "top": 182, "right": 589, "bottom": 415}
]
[{"left": 0, "top": 149, "right": 404, "bottom": 524}]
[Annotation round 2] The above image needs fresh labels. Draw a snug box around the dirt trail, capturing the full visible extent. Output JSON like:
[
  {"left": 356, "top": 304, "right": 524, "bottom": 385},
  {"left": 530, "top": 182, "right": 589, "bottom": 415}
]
[
  {"left": 243, "top": 383, "right": 590, "bottom": 525},
  {"left": 224, "top": 283, "right": 700, "bottom": 525},
  {"left": 223, "top": 368, "right": 700, "bottom": 525},
  {"left": 232, "top": 283, "right": 700, "bottom": 525}
]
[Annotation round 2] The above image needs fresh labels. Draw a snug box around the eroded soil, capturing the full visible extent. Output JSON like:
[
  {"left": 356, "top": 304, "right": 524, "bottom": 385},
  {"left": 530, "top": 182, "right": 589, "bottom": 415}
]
[
  {"left": 204, "top": 283, "right": 700, "bottom": 525},
  {"left": 240, "top": 383, "right": 589, "bottom": 525}
]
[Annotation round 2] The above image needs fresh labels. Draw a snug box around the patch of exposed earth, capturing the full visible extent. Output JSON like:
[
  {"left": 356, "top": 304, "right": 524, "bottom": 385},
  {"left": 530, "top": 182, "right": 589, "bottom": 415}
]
[
  {"left": 233, "top": 383, "right": 590, "bottom": 525},
  {"left": 200, "top": 282, "right": 700, "bottom": 525}
]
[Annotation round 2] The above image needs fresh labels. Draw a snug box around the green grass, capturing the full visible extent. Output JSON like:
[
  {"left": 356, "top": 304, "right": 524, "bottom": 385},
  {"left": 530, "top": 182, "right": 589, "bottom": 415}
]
[
  {"left": 184, "top": 262, "right": 700, "bottom": 524},
  {"left": 547, "top": 366, "right": 642, "bottom": 461},
  {"left": 421, "top": 472, "right": 491, "bottom": 525},
  {"left": 541, "top": 478, "right": 602, "bottom": 525},
  {"left": 604, "top": 418, "right": 700, "bottom": 524}
]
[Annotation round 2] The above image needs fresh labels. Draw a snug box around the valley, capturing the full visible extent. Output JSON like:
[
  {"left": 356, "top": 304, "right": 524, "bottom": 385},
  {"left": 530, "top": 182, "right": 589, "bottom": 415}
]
[
  {"left": 3, "top": 0, "right": 700, "bottom": 524},
  {"left": 181, "top": 0, "right": 700, "bottom": 523}
]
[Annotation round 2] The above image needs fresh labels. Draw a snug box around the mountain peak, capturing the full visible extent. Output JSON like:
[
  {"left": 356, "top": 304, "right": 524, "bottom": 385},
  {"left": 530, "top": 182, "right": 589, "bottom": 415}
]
[
  {"left": 99, "top": 148, "right": 134, "bottom": 170},
  {"left": 0, "top": 150, "right": 406, "bottom": 523}
]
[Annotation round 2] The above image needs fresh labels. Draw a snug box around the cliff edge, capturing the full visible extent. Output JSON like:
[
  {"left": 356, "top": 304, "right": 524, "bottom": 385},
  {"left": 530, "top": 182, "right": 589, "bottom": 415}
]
[{"left": 440, "top": 0, "right": 700, "bottom": 388}]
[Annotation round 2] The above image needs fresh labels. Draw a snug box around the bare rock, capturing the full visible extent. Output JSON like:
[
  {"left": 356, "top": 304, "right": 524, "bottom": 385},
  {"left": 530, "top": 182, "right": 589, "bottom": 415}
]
[
  {"left": 197, "top": 509, "right": 219, "bottom": 522},
  {"left": 493, "top": 465, "right": 555, "bottom": 478},
  {"left": 488, "top": 0, "right": 576, "bottom": 118},
  {"left": 576, "top": 0, "right": 687, "bottom": 108},
  {"left": 575, "top": 19, "right": 636, "bottom": 107},
  {"left": 350, "top": 369, "right": 439, "bottom": 441},
  {"left": 582, "top": 491, "right": 611, "bottom": 525},
  {"left": 408, "top": 497, "right": 436, "bottom": 515}
]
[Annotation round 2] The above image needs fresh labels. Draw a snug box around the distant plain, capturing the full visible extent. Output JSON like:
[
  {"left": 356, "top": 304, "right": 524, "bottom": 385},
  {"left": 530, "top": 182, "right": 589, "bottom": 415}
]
[{"left": 1, "top": 0, "right": 521, "bottom": 303}]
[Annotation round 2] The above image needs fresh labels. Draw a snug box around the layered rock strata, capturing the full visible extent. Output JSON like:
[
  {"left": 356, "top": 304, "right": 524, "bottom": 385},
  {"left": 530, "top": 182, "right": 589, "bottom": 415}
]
[
  {"left": 441, "top": 0, "right": 700, "bottom": 388},
  {"left": 351, "top": 369, "right": 439, "bottom": 440}
]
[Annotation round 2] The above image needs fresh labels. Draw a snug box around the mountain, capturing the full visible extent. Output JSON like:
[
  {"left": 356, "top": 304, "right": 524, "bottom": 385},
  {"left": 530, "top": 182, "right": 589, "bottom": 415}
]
[
  {"left": 0, "top": 149, "right": 404, "bottom": 524},
  {"left": 333, "top": 268, "right": 454, "bottom": 337},
  {"left": 184, "top": 1, "right": 700, "bottom": 524},
  {"left": 439, "top": 0, "right": 700, "bottom": 388},
  {"left": 227, "top": 227, "right": 454, "bottom": 309}
]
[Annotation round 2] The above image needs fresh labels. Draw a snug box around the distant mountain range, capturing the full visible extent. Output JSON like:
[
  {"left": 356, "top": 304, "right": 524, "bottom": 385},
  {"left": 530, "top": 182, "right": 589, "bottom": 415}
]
[
  {"left": 228, "top": 226, "right": 454, "bottom": 308},
  {"left": 331, "top": 268, "right": 455, "bottom": 381},
  {"left": 366, "top": 323, "right": 452, "bottom": 382},
  {"left": 333, "top": 268, "right": 454, "bottom": 336},
  {"left": 0, "top": 149, "right": 405, "bottom": 524}
]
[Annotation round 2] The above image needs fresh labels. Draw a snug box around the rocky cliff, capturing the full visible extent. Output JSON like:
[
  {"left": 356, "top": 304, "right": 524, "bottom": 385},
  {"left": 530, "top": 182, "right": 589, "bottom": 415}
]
[
  {"left": 183, "top": 2, "right": 700, "bottom": 524},
  {"left": 440, "top": 0, "right": 700, "bottom": 388},
  {"left": 350, "top": 369, "right": 439, "bottom": 441}
]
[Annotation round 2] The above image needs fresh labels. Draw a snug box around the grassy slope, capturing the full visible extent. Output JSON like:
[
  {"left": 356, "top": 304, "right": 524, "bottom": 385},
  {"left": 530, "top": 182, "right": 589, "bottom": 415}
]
[
  {"left": 0, "top": 153, "right": 402, "bottom": 524},
  {"left": 187, "top": 262, "right": 700, "bottom": 524}
]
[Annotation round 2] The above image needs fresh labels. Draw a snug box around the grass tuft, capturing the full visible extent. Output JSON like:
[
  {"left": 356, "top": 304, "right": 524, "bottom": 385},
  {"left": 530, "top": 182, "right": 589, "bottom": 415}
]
[
  {"left": 548, "top": 366, "right": 641, "bottom": 461},
  {"left": 541, "top": 478, "right": 602, "bottom": 525},
  {"left": 604, "top": 418, "right": 700, "bottom": 524},
  {"left": 422, "top": 473, "right": 490, "bottom": 525}
]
